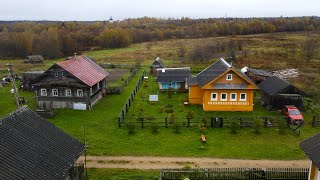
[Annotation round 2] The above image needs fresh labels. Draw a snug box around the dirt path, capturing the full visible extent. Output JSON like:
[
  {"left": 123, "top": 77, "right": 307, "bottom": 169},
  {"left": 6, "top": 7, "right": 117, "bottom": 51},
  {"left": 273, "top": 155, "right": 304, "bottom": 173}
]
[{"left": 77, "top": 156, "right": 309, "bottom": 170}]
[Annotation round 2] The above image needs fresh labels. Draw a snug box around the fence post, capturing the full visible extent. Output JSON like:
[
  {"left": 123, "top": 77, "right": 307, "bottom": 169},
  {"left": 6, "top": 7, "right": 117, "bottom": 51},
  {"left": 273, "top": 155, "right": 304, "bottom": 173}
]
[
  {"left": 219, "top": 118, "right": 223, "bottom": 128},
  {"left": 118, "top": 117, "right": 121, "bottom": 128},
  {"left": 312, "top": 115, "right": 316, "bottom": 127},
  {"left": 264, "top": 117, "right": 268, "bottom": 128},
  {"left": 141, "top": 118, "right": 144, "bottom": 128},
  {"left": 211, "top": 118, "right": 214, "bottom": 128},
  {"left": 165, "top": 117, "right": 168, "bottom": 128},
  {"left": 187, "top": 118, "right": 190, "bottom": 128}
]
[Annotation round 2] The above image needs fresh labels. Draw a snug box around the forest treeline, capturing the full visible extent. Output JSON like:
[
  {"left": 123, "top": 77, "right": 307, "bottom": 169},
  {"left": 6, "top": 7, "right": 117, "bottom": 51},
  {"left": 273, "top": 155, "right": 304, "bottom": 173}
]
[{"left": 0, "top": 16, "right": 319, "bottom": 59}]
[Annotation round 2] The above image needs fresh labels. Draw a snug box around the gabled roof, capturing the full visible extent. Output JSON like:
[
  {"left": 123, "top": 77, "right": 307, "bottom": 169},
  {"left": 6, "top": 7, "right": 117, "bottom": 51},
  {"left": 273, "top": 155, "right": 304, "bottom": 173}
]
[
  {"left": 151, "top": 57, "right": 165, "bottom": 68},
  {"left": 27, "top": 55, "right": 44, "bottom": 62},
  {"left": 299, "top": 133, "right": 320, "bottom": 170},
  {"left": 57, "top": 55, "right": 109, "bottom": 87},
  {"left": 247, "top": 68, "right": 272, "bottom": 77},
  {"left": 189, "top": 58, "right": 255, "bottom": 88},
  {"left": 0, "top": 107, "right": 85, "bottom": 180},
  {"left": 257, "top": 76, "right": 305, "bottom": 96},
  {"left": 156, "top": 67, "right": 191, "bottom": 83}
]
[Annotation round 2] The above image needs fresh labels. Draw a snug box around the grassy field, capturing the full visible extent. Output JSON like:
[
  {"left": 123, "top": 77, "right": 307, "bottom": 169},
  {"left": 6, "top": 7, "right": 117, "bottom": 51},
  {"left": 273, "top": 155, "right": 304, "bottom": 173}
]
[
  {"left": 87, "top": 168, "right": 159, "bottom": 180},
  {"left": 0, "top": 32, "right": 320, "bottom": 160}
]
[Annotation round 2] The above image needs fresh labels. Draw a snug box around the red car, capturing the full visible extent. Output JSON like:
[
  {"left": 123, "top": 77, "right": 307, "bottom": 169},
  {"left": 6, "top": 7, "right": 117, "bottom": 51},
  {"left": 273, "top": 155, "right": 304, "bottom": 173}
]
[{"left": 282, "top": 105, "right": 304, "bottom": 125}]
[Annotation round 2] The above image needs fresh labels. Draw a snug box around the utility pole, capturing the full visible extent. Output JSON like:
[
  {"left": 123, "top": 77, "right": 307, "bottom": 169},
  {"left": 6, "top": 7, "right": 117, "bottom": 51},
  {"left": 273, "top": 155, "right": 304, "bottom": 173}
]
[{"left": 7, "top": 63, "right": 20, "bottom": 109}]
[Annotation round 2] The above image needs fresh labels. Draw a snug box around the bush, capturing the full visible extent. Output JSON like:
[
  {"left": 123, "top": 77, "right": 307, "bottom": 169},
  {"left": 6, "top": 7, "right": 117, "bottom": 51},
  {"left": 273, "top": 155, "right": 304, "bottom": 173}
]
[
  {"left": 172, "top": 122, "right": 181, "bottom": 134},
  {"left": 230, "top": 121, "right": 240, "bottom": 134},
  {"left": 168, "top": 113, "right": 175, "bottom": 124},
  {"left": 186, "top": 110, "right": 194, "bottom": 119},
  {"left": 253, "top": 118, "right": 262, "bottom": 135},
  {"left": 150, "top": 123, "right": 159, "bottom": 134},
  {"left": 126, "top": 122, "right": 136, "bottom": 135},
  {"left": 199, "top": 117, "right": 207, "bottom": 133}
]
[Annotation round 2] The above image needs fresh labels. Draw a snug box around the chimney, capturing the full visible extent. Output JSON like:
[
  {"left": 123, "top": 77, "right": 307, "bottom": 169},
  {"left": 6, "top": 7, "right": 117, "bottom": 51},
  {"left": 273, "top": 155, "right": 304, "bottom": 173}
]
[{"left": 74, "top": 53, "right": 77, "bottom": 59}]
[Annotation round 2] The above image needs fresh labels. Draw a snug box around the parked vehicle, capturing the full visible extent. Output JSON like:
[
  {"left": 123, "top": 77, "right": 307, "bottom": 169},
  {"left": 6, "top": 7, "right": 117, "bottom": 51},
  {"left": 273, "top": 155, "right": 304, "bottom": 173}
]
[{"left": 282, "top": 105, "right": 304, "bottom": 125}]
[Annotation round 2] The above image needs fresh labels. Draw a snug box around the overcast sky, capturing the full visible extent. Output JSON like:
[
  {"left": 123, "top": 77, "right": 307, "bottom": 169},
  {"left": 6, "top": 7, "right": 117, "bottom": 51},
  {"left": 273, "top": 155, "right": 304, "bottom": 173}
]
[{"left": 1, "top": 0, "right": 319, "bottom": 21}]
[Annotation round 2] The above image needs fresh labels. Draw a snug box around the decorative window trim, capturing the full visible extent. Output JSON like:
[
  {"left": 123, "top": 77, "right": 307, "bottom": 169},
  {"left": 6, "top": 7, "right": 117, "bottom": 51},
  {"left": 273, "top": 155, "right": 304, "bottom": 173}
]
[
  {"left": 40, "top": 89, "right": 47, "bottom": 96},
  {"left": 220, "top": 93, "right": 227, "bottom": 101},
  {"left": 230, "top": 93, "right": 237, "bottom": 101},
  {"left": 211, "top": 93, "right": 217, "bottom": 101},
  {"left": 65, "top": 89, "right": 72, "bottom": 97},
  {"left": 62, "top": 72, "right": 66, "bottom": 78},
  {"left": 226, "top": 74, "right": 233, "bottom": 81},
  {"left": 52, "top": 89, "right": 58, "bottom": 96},
  {"left": 240, "top": 93, "right": 247, "bottom": 101},
  {"left": 55, "top": 72, "right": 59, "bottom": 77},
  {"left": 77, "top": 89, "right": 83, "bottom": 97}
]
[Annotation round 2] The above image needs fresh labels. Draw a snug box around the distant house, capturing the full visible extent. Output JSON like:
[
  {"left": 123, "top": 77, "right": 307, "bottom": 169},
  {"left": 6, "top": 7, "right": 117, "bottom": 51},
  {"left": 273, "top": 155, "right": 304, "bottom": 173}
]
[
  {"left": 257, "top": 76, "right": 306, "bottom": 110},
  {"left": 299, "top": 133, "right": 320, "bottom": 180},
  {"left": 32, "top": 55, "right": 110, "bottom": 110},
  {"left": 24, "top": 55, "right": 44, "bottom": 63},
  {"left": 0, "top": 107, "right": 85, "bottom": 180},
  {"left": 156, "top": 67, "right": 191, "bottom": 91},
  {"left": 150, "top": 57, "right": 165, "bottom": 75},
  {"left": 187, "top": 58, "right": 258, "bottom": 111},
  {"left": 244, "top": 67, "right": 272, "bottom": 84},
  {"left": 21, "top": 71, "right": 45, "bottom": 91}
]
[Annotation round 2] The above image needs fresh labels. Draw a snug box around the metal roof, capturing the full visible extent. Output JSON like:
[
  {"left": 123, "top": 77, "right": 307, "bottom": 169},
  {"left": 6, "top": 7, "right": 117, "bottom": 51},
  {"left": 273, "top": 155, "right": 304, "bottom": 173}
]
[
  {"left": 0, "top": 107, "right": 85, "bottom": 180},
  {"left": 156, "top": 67, "right": 191, "bottom": 83},
  {"left": 257, "top": 76, "right": 291, "bottom": 96},
  {"left": 300, "top": 133, "right": 320, "bottom": 170},
  {"left": 247, "top": 68, "right": 272, "bottom": 77},
  {"left": 57, "top": 55, "right": 109, "bottom": 87},
  {"left": 213, "top": 83, "right": 248, "bottom": 89}
]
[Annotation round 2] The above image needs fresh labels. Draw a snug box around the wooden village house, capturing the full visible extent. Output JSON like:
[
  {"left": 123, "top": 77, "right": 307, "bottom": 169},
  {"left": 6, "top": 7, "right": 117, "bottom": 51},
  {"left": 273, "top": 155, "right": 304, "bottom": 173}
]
[
  {"left": 150, "top": 57, "right": 165, "bottom": 75},
  {"left": 156, "top": 67, "right": 191, "bottom": 91},
  {"left": 300, "top": 133, "right": 320, "bottom": 180},
  {"left": 187, "top": 58, "right": 258, "bottom": 111},
  {"left": 244, "top": 67, "right": 272, "bottom": 84},
  {"left": 257, "top": 76, "right": 306, "bottom": 110},
  {"left": 0, "top": 107, "right": 85, "bottom": 180},
  {"left": 24, "top": 55, "right": 44, "bottom": 63},
  {"left": 21, "top": 71, "right": 44, "bottom": 91},
  {"left": 32, "top": 55, "right": 110, "bottom": 110}
]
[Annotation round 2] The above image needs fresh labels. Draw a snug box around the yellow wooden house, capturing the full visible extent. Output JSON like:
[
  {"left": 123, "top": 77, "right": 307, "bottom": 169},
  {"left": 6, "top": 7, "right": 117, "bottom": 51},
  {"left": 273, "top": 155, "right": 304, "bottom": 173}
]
[
  {"left": 300, "top": 133, "right": 320, "bottom": 180},
  {"left": 187, "top": 58, "right": 258, "bottom": 111}
]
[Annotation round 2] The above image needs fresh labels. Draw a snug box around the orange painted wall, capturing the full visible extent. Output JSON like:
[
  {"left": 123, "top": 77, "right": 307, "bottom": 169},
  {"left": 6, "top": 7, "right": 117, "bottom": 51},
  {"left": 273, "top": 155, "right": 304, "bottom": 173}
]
[
  {"left": 188, "top": 85, "right": 204, "bottom": 104},
  {"left": 203, "top": 89, "right": 254, "bottom": 111}
]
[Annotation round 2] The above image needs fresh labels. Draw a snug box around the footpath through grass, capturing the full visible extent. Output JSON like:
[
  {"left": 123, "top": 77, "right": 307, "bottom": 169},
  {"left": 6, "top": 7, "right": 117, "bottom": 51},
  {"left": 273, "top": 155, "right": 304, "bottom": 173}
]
[{"left": 47, "top": 68, "right": 320, "bottom": 160}]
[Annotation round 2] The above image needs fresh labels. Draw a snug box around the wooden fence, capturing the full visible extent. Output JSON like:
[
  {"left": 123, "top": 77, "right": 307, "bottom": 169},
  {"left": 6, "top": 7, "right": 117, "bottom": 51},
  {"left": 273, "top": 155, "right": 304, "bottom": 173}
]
[
  {"left": 106, "top": 64, "right": 141, "bottom": 94},
  {"left": 117, "top": 71, "right": 146, "bottom": 127},
  {"left": 118, "top": 116, "right": 285, "bottom": 129},
  {"left": 160, "top": 168, "right": 309, "bottom": 180}
]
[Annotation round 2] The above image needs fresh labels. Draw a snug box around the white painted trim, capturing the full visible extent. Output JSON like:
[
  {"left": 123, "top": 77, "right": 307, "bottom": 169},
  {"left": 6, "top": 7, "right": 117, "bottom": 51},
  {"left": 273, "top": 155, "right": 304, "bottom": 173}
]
[
  {"left": 230, "top": 93, "right": 237, "bottom": 101},
  {"left": 65, "top": 89, "right": 72, "bottom": 97},
  {"left": 77, "top": 89, "right": 83, "bottom": 97},
  {"left": 52, "top": 89, "right": 58, "bottom": 96},
  {"left": 220, "top": 93, "right": 227, "bottom": 101},
  {"left": 240, "top": 93, "right": 247, "bottom": 101},
  {"left": 226, "top": 74, "right": 233, "bottom": 81},
  {"left": 211, "top": 93, "right": 218, "bottom": 101},
  {"left": 40, "top": 88, "right": 47, "bottom": 96}
]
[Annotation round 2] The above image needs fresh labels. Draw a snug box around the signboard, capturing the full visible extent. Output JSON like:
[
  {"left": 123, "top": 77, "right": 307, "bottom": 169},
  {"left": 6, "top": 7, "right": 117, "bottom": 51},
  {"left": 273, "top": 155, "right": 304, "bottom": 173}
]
[
  {"left": 73, "top": 103, "right": 87, "bottom": 110},
  {"left": 149, "top": 95, "right": 158, "bottom": 102}
]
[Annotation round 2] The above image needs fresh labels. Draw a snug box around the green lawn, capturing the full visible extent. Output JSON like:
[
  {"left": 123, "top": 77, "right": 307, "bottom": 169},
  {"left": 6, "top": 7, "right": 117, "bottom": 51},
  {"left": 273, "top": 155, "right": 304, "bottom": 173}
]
[
  {"left": 47, "top": 69, "right": 318, "bottom": 160},
  {"left": 87, "top": 169, "right": 159, "bottom": 180}
]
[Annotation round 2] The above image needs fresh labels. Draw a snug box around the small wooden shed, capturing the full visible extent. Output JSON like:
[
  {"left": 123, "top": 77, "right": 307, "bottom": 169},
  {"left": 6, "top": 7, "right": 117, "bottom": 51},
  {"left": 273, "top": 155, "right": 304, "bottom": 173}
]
[
  {"left": 245, "top": 68, "right": 272, "bottom": 84},
  {"left": 24, "top": 55, "right": 44, "bottom": 63},
  {"left": 150, "top": 57, "right": 165, "bottom": 75},
  {"left": 258, "top": 76, "right": 306, "bottom": 110}
]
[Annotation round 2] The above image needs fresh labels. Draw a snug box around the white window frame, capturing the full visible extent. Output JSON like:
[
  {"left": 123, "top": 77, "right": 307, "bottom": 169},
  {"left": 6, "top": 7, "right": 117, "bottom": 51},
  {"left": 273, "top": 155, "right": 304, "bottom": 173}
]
[
  {"left": 62, "top": 72, "right": 66, "bottom": 78},
  {"left": 226, "top": 74, "right": 233, "bottom": 81},
  {"left": 52, "top": 89, "right": 58, "bottom": 96},
  {"left": 40, "top": 89, "right": 47, "bottom": 96},
  {"left": 77, "top": 89, "right": 83, "bottom": 97},
  {"left": 65, "top": 89, "right": 72, "bottom": 97},
  {"left": 220, "top": 93, "right": 227, "bottom": 101},
  {"left": 230, "top": 93, "right": 237, "bottom": 101},
  {"left": 240, "top": 93, "right": 247, "bottom": 101},
  {"left": 211, "top": 93, "right": 218, "bottom": 101},
  {"left": 55, "top": 72, "right": 59, "bottom": 77}
]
